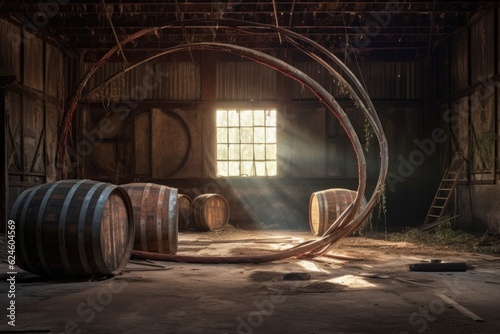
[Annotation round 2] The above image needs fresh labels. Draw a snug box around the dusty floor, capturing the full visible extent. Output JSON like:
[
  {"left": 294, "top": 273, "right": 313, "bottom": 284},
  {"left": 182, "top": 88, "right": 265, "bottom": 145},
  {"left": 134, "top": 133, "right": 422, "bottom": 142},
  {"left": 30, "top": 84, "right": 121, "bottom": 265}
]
[{"left": 1, "top": 229, "right": 500, "bottom": 334}]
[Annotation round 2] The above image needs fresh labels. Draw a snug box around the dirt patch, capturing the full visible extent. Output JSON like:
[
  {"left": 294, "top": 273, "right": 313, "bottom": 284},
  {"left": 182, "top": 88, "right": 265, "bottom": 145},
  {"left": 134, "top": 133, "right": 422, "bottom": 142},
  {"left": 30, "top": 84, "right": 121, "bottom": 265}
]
[
  {"left": 267, "top": 281, "right": 344, "bottom": 294},
  {"left": 296, "top": 281, "right": 344, "bottom": 293},
  {"left": 176, "top": 247, "right": 207, "bottom": 253},
  {"left": 249, "top": 271, "right": 283, "bottom": 282},
  {"left": 230, "top": 246, "right": 278, "bottom": 256},
  {"left": 185, "top": 224, "right": 258, "bottom": 241}
]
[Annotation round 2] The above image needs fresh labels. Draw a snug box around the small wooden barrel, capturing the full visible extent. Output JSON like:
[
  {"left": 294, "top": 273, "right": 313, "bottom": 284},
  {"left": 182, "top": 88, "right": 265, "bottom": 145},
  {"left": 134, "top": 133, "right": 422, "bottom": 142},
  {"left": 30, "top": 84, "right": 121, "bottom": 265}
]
[
  {"left": 190, "top": 194, "right": 230, "bottom": 232},
  {"left": 9, "top": 180, "right": 134, "bottom": 277},
  {"left": 122, "top": 183, "right": 178, "bottom": 254},
  {"left": 177, "top": 194, "right": 192, "bottom": 231},
  {"left": 309, "top": 188, "right": 367, "bottom": 236}
]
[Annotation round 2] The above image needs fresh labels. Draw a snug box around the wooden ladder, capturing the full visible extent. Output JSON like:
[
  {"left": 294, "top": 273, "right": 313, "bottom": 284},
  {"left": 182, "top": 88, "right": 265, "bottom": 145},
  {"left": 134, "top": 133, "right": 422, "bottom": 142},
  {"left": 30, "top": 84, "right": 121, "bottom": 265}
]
[{"left": 422, "top": 154, "right": 463, "bottom": 228}]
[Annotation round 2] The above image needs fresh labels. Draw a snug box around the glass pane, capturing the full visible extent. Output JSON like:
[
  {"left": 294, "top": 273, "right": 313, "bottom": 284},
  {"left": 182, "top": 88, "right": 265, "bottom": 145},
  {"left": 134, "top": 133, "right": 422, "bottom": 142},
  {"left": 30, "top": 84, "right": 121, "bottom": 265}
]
[
  {"left": 217, "top": 128, "right": 227, "bottom": 143},
  {"left": 228, "top": 161, "right": 240, "bottom": 176},
  {"left": 241, "top": 161, "right": 254, "bottom": 176},
  {"left": 254, "top": 161, "right": 266, "bottom": 176},
  {"left": 217, "top": 161, "right": 228, "bottom": 176},
  {"left": 240, "top": 127, "right": 253, "bottom": 143},
  {"left": 228, "top": 144, "right": 240, "bottom": 160},
  {"left": 217, "top": 144, "right": 228, "bottom": 160},
  {"left": 254, "top": 109, "right": 265, "bottom": 126},
  {"left": 266, "top": 161, "right": 277, "bottom": 176},
  {"left": 216, "top": 110, "right": 227, "bottom": 126},
  {"left": 216, "top": 108, "right": 277, "bottom": 178},
  {"left": 254, "top": 127, "right": 265, "bottom": 143},
  {"left": 266, "top": 109, "right": 276, "bottom": 126},
  {"left": 240, "top": 110, "right": 253, "bottom": 126},
  {"left": 266, "top": 144, "right": 276, "bottom": 159},
  {"left": 229, "top": 128, "right": 240, "bottom": 142},
  {"left": 228, "top": 110, "right": 239, "bottom": 126},
  {"left": 241, "top": 144, "right": 253, "bottom": 160},
  {"left": 254, "top": 144, "right": 265, "bottom": 160},
  {"left": 266, "top": 128, "right": 276, "bottom": 143}
]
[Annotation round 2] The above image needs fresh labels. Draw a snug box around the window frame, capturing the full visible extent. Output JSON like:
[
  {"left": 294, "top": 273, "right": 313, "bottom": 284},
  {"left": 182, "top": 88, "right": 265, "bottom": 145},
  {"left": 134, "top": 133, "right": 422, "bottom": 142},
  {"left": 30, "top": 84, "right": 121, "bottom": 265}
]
[{"left": 215, "top": 108, "right": 278, "bottom": 177}]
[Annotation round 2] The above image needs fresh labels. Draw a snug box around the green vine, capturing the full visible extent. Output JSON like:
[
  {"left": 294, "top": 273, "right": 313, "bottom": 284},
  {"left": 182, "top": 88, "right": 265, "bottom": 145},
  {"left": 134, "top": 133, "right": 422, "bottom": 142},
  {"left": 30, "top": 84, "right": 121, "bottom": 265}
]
[
  {"left": 377, "top": 183, "right": 388, "bottom": 237},
  {"left": 364, "top": 117, "right": 374, "bottom": 152},
  {"left": 472, "top": 131, "right": 496, "bottom": 172}
]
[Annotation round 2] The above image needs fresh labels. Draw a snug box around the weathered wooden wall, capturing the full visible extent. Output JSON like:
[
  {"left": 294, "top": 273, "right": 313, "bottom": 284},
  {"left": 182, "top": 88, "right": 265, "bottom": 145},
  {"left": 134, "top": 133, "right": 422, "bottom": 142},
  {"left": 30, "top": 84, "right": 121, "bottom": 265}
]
[
  {"left": 435, "top": 8, "right": 500, "bottom": 232},
  {"left": 77, "top": 50, "right": 425, "bottom": 230},
  {"left": 2, "top": 13, "right": 496, "bottom": 233},
  {"left": 1, "top": 18, "right": 74, "bottom": 229}
]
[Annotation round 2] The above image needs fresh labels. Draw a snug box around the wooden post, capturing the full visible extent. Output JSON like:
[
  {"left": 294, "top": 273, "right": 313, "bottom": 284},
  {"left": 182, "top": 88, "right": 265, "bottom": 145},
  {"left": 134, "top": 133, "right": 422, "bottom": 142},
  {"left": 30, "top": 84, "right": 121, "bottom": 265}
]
[
  {"left": 0, "top": 86, "right": 7, "bottom": 234},
  {"left": 43, "top": 40, "right": 47, "bottom": 183}
]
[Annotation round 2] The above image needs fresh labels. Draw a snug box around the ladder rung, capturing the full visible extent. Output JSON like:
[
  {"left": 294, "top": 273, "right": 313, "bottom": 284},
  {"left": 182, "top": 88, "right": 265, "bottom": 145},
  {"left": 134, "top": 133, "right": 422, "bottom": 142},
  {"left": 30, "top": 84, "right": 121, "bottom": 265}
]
[{"left": 424, "top": 157, "right": 461, "bottom": 226}]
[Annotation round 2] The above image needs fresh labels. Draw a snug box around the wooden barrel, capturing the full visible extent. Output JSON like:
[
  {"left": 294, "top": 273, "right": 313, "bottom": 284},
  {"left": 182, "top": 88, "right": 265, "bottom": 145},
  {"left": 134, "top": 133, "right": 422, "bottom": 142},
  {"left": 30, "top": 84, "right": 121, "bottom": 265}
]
[
  {"left": 177, "top": 194, "right": 192, "bottom": 231},
  {"left": 122, "top": 183, "right": 178, "bottom": 254},
  {"left": 309, "top": 188, "right": 367, "bottom": 236},
  {"left": 9, "top": 180, "right": 134, "bottom": 277},
  {"left": 190, "top": 194, "right": 230, "bottom": 232}
]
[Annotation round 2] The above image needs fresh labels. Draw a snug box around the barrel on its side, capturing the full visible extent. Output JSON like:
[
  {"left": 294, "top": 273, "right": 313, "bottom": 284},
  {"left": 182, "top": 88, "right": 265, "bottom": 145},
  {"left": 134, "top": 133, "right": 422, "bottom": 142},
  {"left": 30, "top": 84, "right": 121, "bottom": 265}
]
[
  {"left": 9, "top": 180, "right": 134, "bottom": 277},
  {"left": 190, "top": 194, "right": 230, "bottom": 232},
  {"left": 177, "top": 194, "right": 192, "bottom": 231},
  {"left": 309, "top": 188, "right": 367, "bottom": 236},
  {"left": 122, "top": 183, "right": 178, "bottom": 254}
]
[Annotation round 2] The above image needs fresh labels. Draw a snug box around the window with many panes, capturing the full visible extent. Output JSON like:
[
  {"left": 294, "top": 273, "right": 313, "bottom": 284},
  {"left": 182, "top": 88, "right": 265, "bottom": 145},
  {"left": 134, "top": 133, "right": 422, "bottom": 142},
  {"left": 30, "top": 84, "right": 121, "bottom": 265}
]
[{"left": 216, "top": 109, "right": 277, "bottom": 176}]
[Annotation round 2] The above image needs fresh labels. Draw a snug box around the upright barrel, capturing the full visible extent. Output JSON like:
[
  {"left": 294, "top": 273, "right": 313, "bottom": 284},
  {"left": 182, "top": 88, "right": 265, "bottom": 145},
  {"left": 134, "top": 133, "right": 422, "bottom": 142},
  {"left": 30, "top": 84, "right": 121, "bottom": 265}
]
[
  {"left": 309, "top": 188, "right": 367, "bottom": 236},
  {"left": 190, "top": 194, "right": 230, "bottom": 232},
  {"left": 9, "top": 180, "right": 134, "bottom": 277},
  {"left": 177, "top": 194, "right": 192, "bottom": 231},
  {"left": 122, "top": 183, "right": 178, "bottom": 254}
]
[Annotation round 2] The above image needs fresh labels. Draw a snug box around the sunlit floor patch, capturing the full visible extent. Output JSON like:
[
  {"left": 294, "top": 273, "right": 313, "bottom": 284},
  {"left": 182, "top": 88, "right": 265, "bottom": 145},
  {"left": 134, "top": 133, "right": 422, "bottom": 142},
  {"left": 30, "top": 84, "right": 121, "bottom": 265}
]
[
  {"left": 327, "top": 275, "right": 378, "bottom": 288},
  {"left": 297, "top": 259, "right": 329, "bottom": 273}
]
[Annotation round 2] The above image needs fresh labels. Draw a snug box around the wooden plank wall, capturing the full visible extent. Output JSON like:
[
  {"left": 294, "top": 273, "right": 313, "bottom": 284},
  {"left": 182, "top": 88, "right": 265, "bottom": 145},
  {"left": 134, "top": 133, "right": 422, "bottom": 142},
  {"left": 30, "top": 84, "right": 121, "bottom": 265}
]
[
  {"left": 78, "top": 50, "right": 425, "bottom": 229},
  {"left": 435, "top": 8, "right": 500, "bottom": 232},
  {"left": 80, "top": 54, "right": 423, "bottom": 181},
  {"left": 436, "top": 11, "right": 497, "bottom": 181},
  {"left": 0, "top": 19, "right": 73, "bottom": 230}
]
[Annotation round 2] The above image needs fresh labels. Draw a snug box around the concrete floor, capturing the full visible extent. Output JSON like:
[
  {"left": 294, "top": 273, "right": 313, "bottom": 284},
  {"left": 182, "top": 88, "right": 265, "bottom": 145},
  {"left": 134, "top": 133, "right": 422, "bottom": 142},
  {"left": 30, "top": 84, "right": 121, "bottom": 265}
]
[{"left": 1, "top": 229, "right": 499, "bottom": 334}]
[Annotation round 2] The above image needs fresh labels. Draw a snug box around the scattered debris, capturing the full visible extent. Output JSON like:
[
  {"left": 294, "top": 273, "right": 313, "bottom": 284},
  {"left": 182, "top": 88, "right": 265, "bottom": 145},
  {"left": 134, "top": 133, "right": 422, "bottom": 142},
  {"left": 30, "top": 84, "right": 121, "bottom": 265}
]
[
  {"left": 393, "top": 277, "right": 435, "bottom": 288},
  {"left": 485, "top": 281, "right": 500, "bottom": 285},
  {"left": 435, "top": 292, "right": 484, "bottom": 322},
  {"left": 409, "top": 262, "right": 467, "bottom": 272},
  {"left": 249, "top": 271, "right": 283, "bottom": 282},
  {"left": 358, "top": 273, "right": 389, "bottom": 279},
  {"left": 295, "top": 281, "right": 342, "bottom": 293},
  {"left": 182, "top": 237, "right": 299, "bottom": 244},
  {"left": 283, "top": 272, "right": 311, "bottom": 281},
  {"left": 323, "top": 253, "right": 363, "bottom": 261},
  {"left": 421, "top": 215, "right": 460, "bottom": 232},
  {"left": 263, "top": 281, "right": 343, "bottom": 294},
  {"left": 358, "top": 273, "right": 435, "bottom": 288},
  {"left": 129, "top": 260, "right": 167, "bottom": 268},
  {"left": 478, "top": 232, "right": 500, "bottom": 247},
  {"left": 125, "top": 259, "right": 173, "bottom": 272},
  {"left": 391, "top": 224, "right": 500, "bottom": 254}
]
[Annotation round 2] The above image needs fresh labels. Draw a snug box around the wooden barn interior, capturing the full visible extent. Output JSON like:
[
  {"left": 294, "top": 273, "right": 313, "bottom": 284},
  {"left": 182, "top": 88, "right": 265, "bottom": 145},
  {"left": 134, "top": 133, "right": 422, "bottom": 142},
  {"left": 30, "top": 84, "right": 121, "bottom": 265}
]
[{"left": 1, "top": 1, "right": 500, "bottom": 333}]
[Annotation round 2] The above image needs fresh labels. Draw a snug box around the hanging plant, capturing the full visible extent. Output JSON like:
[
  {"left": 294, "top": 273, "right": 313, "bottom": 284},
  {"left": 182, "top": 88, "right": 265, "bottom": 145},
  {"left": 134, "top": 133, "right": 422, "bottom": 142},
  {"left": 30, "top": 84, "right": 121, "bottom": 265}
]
[{"left": 364, "top": 116, "right": 374, "bottom": 152}]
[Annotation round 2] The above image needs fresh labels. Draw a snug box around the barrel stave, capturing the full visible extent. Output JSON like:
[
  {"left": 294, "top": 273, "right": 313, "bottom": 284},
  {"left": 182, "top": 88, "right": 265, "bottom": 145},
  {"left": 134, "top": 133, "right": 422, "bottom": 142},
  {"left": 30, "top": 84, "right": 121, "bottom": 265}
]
[
  {"left": 122, "top": 183, "right": 178, "bottom": 254},
  {"left": 9, "top": 180, "right": 134, "bottom": 277}
]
